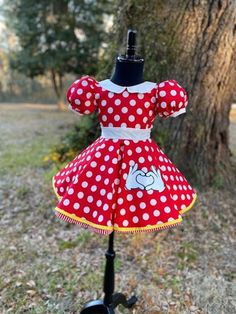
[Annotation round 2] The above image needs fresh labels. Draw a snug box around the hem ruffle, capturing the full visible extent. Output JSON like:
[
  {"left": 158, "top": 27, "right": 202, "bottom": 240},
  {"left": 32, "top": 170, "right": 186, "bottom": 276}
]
[{"left": 52, "top": 176, "right": 197, "bottom": 236}]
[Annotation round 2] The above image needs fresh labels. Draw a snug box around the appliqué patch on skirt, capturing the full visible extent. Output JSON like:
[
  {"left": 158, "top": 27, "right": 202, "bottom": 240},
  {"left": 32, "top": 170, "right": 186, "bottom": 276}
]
[{"left": 125, "top": 163, "right": 165, "bottom": 192}]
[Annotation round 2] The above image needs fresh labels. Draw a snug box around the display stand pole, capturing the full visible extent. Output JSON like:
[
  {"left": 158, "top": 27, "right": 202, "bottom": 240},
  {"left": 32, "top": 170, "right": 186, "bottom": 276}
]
[{"left": 80, "top": 231, "right": 138, "bottom": 314}]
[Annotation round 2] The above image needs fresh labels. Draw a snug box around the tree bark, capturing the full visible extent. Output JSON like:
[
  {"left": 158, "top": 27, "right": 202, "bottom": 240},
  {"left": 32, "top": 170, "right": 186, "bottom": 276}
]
[
  {"left": 109, "top": 0, "right": 236, "bottom": 187},
  {"left": 51, "top": 69, "right": 66, "bottom": 111}
]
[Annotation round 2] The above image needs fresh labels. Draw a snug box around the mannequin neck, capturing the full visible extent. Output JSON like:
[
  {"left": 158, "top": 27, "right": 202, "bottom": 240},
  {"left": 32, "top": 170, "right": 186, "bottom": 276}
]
[{"left": 110, "top": 59, "right": 144, "bottom": 86}]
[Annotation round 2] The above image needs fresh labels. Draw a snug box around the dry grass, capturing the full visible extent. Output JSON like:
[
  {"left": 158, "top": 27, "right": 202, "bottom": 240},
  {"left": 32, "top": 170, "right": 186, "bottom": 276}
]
[{"left": 0, "top": 103, "right": 235, "bottom": 314}]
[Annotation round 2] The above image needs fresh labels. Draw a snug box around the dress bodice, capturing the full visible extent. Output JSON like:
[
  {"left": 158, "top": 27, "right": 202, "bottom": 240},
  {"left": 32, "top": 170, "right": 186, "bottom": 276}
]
[{"left": 66, "top": 75, "right": 188, "bottom": 130}]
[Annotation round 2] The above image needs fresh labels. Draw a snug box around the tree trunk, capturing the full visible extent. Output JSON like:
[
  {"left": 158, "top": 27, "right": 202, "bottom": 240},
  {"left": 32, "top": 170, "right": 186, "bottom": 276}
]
[
  {"left": 51, "top": 69, "right": 66, "bottom": 111},
  {"left": 109, "top": 0, "right": 236, "bottom": 187}
]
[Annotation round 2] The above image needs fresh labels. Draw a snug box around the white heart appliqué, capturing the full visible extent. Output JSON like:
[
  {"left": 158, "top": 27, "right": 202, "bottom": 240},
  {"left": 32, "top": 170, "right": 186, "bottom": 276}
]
[{"left": 125, "top": 163, "right": 165, "bottom": 192}]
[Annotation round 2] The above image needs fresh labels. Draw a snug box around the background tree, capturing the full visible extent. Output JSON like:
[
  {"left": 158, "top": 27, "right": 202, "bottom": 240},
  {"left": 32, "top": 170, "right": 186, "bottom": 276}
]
[
  {"left": 4, "top": 0, "right": 113, "bottom": 110},
  {"left": 102, "top": 0, "right": 236, "bottom": 187}
]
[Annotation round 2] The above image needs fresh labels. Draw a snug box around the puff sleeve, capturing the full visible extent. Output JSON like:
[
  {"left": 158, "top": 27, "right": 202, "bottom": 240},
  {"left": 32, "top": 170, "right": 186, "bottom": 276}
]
[
  {"left": 66, "top": 75, "right": 98, "bottom": 115},
  {"left": 155, "top": 80, "right": 188, "bottom": 118}
]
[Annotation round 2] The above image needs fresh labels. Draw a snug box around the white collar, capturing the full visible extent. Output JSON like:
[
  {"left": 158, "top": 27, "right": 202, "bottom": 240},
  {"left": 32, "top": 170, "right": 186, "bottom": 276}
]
[{"left": 98, "top": 79, "right": 156, "bottom": 93}]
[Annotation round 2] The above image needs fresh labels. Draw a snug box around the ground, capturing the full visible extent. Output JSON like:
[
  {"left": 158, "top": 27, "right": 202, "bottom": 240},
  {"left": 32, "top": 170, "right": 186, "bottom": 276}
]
[{"left": 0, "top": 103, "right": 235, "bottom": 314}]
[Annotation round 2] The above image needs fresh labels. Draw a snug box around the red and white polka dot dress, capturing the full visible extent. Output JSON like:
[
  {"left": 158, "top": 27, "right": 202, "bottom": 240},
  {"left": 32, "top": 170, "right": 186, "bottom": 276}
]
[{"left": 52, "top": 75, "right": 197, "bottom": 235}]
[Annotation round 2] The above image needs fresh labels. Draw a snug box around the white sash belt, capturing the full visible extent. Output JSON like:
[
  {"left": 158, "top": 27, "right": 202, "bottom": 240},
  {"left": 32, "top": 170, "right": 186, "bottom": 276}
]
[{"left": 100, "top": 126, "right": 151, "bottom": 140}]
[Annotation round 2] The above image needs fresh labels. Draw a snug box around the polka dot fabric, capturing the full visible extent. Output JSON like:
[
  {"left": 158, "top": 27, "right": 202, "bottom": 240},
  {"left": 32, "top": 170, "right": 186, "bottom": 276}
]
[{"left": 53, "top": 75, "right": 197, "bottom": 235}]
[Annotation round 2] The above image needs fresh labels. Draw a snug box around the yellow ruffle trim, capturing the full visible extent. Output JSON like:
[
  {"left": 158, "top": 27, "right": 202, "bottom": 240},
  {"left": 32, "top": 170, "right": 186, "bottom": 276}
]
[
  {"left": 179, "top": 193, "right": 197, "bottom": 214},
  {"left": 54, "top": 206, "right": 182, "bottom": 232},
  {"left": 52, "top": 175, "right": 197, "bottom": 232}
]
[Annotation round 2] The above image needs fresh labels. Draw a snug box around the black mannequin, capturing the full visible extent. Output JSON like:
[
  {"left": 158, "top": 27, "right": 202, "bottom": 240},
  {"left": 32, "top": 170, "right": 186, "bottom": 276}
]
[
  {"left": 80, "top": 30, "right": 139, "bottom": 314},
  {"left": 110, "top": 30, "right": 144, "bottom": 87}
]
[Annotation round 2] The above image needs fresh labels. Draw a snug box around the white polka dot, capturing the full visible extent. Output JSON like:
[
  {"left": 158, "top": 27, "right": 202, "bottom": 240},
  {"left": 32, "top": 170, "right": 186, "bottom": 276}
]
[
  {"left": 98, "top": 215, "right": 104, "bottom": 222},
  {"left": 96, "top": 200, "right": 102, "bottom": 207},
  {"left": 75, "top": 99, "right": 80, "bottom": 105},
  {"left": 100, "top": 189, "right": 106, "bottom": 196},
  {"left": 103, "top": 204, "right": 109, "bottom": 211},
  {"left": 139, "top": 157, "right": 145, "bottom": 163},
  {"left": 82, "top": 181, "right": 88, "bottom": 188},
  {"left": 95, "top": 175, "right": 102, "bottom": 181},
  {"left": 137, "top": 108, "right": 142, "bottom": 115},
  {"left": 154, "top": 210, "right": 160, "bottom": 217},
  {"left": 95, "top": 152, "right": 101, "bottom": 158},
  {"left": 115, "top": 99, "right": 121, "bottom": 105},
  {"left": 168, "top": 217, "right": 175, "bottom": 222},
  {"left": 160, "top": 102, "right": 167, "bottom": 108},
  {"left": 86, "top": 171, "right": 93, "bottom": 178},
  {"left": 136, "top": 147, "right": 142, "bottom": 153},
  {"left": 130, "top": 99, "right": 136, "bottom": 106},
  {"left": 77, "top": 89, "right": 83, "bottom": 95},
  {"left": 114, "top": 115, "right": 120, "bottom": 121},
  {"left": 60, "top": 187, "right": 64, "bottom": 192},
  {"left": 84, "top": 206, "right": 90, "bottom": 213},
  {"left": 108, "top": 92, "right": 114, "bottom": 98},
  {"left": 73, "top": 203, "right": 80, "bottom": 210},
  {"left": 91, "top": 161, "right": 97, "bottom": 167},
  {"left": 91, "top": 185, "right": 97, "bottom": 192},
  {"left": 87, "top": 196, "right": 93, "bottom": 203},
  {"left": 120, "top": 209, "right": 126, "bottom": 215},
  {"left": 129, "top": 205, "right": 136, "bottom": 212},
  {"left": 63, "top": 199, "right": 70, "bottom": 206},
  {"left": 100, "top": 165, "right": 106, "bottom": 171},
  {"left": 159, "top": 82, "right": 165, "bottom": 87},
  {"left": 127, "top": 194, "right": 133, "bottom": 201},
  {"left": 85, "top": 100, "right": 91, "bottom": 106},
  {"left": 93, "top": 211, "right": 98, "bottom": 218},
  {"left": 178, "top": 101, "right": 183, "bottom": 108},
  {"left": 123, "top": 220, "right": 129, "bottom": 226},
  {"left": 122, "top": 91, "right": 129, "bottom": 98},
  {"left": 144, "top": 101, "right": 151, "bottom": 108},
  {"left": 170, "top": 90, "right": 177, "bottom": 96},
  {"left": 107, "top": 192, "right": 112, "bottom": 200},
  {"left": 181, "top": 194, "right": 186, "bottom": 200},
  {"left": 160, "top": 196, "right": 167, "bottom": 202},
  {"left": 108, "top": 167, "right": 114, "bottom": 174},
  {"left": 164, "top": 206, "right": 171, "bottom": 213},
  {"left": 159, "top": 91, "right": 166, "bottom": 97},
  {"left": 137, "top": 191, "right": 143, "bottom": 198},
  {"left": 172, "top": 194, "right": 178, "bottom": 201},
  {"left": 118, "top": 197, "right": 124, "bottom": 205},
  {"left": 77, "top": 192, "right": 84, "bottom": 199},
  {"left": 150, "top": 199, "right": 157, "bottom": 206},
  {"left": 128, "top": 115, "right": 135, "bottom": 122},
  {"left": 108, "top": 107, "right": 114, "bottom": 114},
  {"left": 121, "top": 107, "right": 128, "bottom": 113},
  {"left": 171, "top": 100, "right": 176, "bottom": 107},
  {"left": 140, "top": 202, "right": 146, "bottom": 209},
  {"left": 133, "top": 216, "right": 139, "bottom": 223},
  {"left": 101, "top": 100, "right": 107, "bottom": 106},
  {"left": 143, "top": 213, "right": 149, "bottom": 220},
  {"left": 138, "top": 93, "right": 144, "bottom": 99},
  {"left": 81, "top": 80, "right": 88, "bottom": 86},
  {"left": 67, "top": 188, "right": 74, "bottom": 195}
]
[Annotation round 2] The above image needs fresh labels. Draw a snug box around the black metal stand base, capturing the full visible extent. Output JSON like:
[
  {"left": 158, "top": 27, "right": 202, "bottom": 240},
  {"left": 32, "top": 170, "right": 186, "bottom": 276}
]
[
  {"left": 80, "top": 293, "right": 138, "bottom": 314},
  {"left": 80, "top": 232, "right": 138, "bottom": 313}
]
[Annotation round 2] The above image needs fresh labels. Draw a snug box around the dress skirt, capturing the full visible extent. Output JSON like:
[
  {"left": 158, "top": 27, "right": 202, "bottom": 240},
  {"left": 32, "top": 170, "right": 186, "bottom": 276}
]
[{"left": 52, "top": 136, "right": 197, "bottom": 235}]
